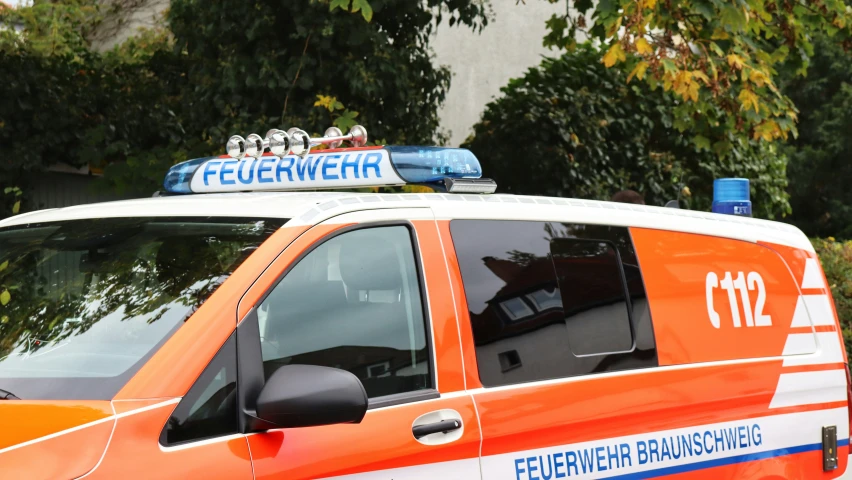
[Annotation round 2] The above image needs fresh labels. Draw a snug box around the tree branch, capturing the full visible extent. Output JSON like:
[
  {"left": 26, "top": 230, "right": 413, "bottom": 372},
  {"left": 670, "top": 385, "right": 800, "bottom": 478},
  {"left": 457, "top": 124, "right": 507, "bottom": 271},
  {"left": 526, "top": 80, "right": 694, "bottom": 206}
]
[{"left": 282, "top": 32, "right": 312, "bottom": 120}]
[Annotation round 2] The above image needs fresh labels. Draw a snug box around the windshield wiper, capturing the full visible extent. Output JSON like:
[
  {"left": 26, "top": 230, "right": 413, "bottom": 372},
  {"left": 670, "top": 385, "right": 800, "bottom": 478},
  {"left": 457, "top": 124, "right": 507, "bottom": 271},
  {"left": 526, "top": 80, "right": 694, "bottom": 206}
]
[{"left": 0, "top": 388, "right": 19, "bottom": 400}]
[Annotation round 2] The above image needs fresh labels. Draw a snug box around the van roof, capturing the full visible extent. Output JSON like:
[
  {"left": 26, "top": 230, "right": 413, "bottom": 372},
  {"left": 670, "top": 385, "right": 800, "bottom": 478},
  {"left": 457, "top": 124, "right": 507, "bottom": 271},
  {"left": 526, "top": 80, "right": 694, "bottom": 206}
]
[{"left": 0, "top": 191, "right": 811, "bottom": 251}]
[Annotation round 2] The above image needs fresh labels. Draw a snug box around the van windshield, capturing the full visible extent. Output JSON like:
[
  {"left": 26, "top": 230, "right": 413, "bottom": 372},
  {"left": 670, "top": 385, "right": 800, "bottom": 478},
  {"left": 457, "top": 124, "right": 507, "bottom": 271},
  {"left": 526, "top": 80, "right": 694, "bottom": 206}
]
[{"left": 0, "top": 216, "right": 285, "bottom": 400}]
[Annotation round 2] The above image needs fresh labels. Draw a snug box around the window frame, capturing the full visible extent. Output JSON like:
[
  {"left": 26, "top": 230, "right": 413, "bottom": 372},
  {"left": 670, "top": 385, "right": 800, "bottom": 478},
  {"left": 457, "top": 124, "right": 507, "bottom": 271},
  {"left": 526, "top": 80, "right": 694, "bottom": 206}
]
[
  {"left": 236, "top": 221, "right": 438, "bottom": 430},
  {"left": 549, "top": 236, "right": 638, "bottom": 357}
]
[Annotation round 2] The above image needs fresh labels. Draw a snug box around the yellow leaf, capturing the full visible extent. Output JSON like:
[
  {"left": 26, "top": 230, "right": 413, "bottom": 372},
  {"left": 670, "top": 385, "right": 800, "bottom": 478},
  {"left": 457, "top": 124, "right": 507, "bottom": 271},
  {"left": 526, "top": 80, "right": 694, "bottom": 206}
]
[
  {"left": 753, "top": 120, "right": 781, "bottom": 141},
  {"left": 603, "top": 43, "right": 626, "bottom": 68},
  {"left": 0, "top": 290, "right": 9, "bottom": 306},
  {"left": 692, "top": 70, "right": 710, "bottom": 85},
  {"left": 749, "top": 69, "right": 769, "bottom": 87},
  {"left": 687, "top": 82, "right": 700, "bottom": 101},
  {"left": 627, "top": 61, "right": 649, "bottom": 83},
  {"left": 635, "top": 38, "right": 653, "bottom": 55},
  {"left": 711, "top": 29, "right": 730, "bottom": 40},
  {"left": 738, "top": 88, "right": 759, "bottom": 113},
  {"left": 727, "top": 54, "right": 744, "bottom": 70},
  {"left": 643, "top": 0, "right": 656, "bottom": 8}
]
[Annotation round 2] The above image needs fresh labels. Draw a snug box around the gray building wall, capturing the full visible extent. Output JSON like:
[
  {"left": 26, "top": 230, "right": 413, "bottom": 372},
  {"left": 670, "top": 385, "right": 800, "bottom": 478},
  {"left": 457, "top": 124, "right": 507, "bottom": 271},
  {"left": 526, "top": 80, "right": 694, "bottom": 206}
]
[{"left": 432, "top": 1, "right": 568, "bottom": 147}]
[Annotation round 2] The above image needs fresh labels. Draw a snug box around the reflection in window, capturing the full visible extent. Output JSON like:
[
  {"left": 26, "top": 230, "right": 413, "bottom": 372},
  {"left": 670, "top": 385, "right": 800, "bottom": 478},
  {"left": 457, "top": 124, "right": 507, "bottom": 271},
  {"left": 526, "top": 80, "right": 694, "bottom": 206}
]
[
  {"left": 499, "top": 297, "right": 535, "bottom": 322},
  {"left": 258, "top": 226, "right": 432, "bottom": 399},
  {"left": 450, "top": 220, "right": 658, "bottom": 387},
  {"left": 0, "top": 217, "right": 283, "bottom": 400}
]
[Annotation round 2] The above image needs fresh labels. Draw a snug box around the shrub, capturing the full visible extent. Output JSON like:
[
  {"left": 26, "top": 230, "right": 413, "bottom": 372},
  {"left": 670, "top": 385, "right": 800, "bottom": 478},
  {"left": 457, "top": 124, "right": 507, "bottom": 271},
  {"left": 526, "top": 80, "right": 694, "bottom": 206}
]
[
  {"left": 812, "top": 238, "right": 852, "bottom": 357},
  {"left": 463, "top": 43, "right": 790, "bottom": 219}
]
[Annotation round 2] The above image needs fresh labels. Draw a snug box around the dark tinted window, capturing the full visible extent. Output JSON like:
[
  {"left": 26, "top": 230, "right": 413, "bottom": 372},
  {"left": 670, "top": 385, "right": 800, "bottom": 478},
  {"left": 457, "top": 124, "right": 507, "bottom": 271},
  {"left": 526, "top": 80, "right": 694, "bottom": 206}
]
[
  {"left": 161, "top": 333, "right": 238, "bottom": 445},
  {"left": 0, "top": 217, "right": 284, "bottom": 400},
  {"left": 551, "top": 238, "right": 633, "bottom": 355},
  {"left": 450, "top": 220, "right": 656, "bottom": 387},
  {"left": 258, "top": 226, "right": 432, "bottom": 399}
]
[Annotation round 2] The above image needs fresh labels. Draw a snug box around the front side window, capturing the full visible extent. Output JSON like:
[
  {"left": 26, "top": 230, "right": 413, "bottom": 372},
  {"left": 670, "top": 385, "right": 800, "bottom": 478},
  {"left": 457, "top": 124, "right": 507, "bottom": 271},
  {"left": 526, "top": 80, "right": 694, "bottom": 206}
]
[
  {"left": 450, "top": 220, "right": 657, "bottom": 387},
  {"left": 258, "top": 225, "right": 432, "bottom": 399},
  {"left": 0, "top": 217, "right": 284, "bottom": 400}
]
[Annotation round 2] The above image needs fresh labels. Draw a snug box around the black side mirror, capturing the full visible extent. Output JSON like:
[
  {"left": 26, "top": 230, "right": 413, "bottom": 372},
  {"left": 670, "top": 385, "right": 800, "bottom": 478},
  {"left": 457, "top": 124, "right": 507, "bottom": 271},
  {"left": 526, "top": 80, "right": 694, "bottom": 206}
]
[{"left": 255, "top": 365, "right": 368, "bottom": 429}]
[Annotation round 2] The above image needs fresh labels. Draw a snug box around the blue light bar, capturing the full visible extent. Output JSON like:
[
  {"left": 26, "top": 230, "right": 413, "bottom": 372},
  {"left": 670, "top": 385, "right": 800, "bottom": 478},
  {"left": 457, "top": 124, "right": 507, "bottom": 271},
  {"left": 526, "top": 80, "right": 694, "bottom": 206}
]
[
  {"left": 712, "top": 178, "right": 752, "bottom": 217},
  {"left": 162, "top": 146, "right": 483, "bottom": 194}
]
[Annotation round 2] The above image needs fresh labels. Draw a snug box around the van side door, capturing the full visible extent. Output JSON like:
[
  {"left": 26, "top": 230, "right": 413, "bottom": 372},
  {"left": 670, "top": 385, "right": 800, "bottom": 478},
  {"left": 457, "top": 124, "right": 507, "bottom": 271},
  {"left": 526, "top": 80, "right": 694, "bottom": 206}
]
[{"left": 239, "top": 209, "right": 482, "bottom": 479}]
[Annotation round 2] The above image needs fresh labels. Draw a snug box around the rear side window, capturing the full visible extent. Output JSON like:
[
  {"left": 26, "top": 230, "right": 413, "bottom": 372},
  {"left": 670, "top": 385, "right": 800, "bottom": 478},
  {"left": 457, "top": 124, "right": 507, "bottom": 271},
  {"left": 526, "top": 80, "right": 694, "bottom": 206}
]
[{"left": 450, "top": 220, "right": 657, "bottom": 387}]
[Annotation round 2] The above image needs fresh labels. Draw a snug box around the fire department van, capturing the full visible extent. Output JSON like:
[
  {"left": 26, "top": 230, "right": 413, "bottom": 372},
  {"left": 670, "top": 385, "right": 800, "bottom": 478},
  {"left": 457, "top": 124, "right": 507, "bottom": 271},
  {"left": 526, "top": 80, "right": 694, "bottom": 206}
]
[{"left": 0, "top": 125, "right": 849, "bottom": 480}]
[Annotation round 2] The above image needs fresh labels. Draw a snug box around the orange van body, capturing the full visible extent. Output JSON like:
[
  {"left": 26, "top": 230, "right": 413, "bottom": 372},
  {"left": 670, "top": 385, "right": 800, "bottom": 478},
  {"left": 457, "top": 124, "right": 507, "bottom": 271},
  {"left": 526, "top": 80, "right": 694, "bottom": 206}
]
[{"left": 0, "top": 194, "right": 847, "bottom": 480}]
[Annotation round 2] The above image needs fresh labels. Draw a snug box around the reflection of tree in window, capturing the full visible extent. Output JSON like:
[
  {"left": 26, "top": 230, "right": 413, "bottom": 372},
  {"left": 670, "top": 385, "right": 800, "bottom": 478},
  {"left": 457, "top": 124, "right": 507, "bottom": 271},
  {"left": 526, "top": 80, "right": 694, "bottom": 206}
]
[{"left": 0, "top": 217, "right": 283, "bottom": 399}]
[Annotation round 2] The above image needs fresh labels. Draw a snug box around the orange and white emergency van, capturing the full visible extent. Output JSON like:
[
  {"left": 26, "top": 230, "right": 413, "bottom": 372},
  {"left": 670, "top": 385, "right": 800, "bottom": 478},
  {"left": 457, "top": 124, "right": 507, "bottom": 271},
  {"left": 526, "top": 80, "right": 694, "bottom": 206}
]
[{"left": 0, "top": 125, "right": 849, "bottom": 480}]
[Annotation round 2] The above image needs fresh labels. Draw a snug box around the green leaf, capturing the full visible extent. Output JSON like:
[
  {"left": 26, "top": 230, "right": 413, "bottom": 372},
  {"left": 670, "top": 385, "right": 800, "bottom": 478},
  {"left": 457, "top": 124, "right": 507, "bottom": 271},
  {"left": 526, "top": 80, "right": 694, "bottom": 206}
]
[
  {"left": 0, "top": 260, "right": 7, "bottom": 272},
  {"left": 329, "top": 0, "right": 350, "bottom": 12},
  {"left": 0, "top": 290, "right": 9, "bottom": 306},
  {"left": 693, "top": 135, "right": 711, "bottom": 150},
  {"left": 11, "top": 201, "right": 19, "bottom": 215},
  {"left": 334, "top": 110, "right": 360, "bottom": 132},
  {"left": 351, "top": 0, "right": 373, "bottom": 22}
]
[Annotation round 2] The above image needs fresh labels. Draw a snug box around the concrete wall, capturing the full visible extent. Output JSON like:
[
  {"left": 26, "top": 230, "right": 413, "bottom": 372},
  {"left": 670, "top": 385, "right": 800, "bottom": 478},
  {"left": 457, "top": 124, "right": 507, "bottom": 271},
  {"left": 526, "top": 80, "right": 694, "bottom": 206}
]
[{"left": 431, "top": 1, "right": 567, "bottom": 147}]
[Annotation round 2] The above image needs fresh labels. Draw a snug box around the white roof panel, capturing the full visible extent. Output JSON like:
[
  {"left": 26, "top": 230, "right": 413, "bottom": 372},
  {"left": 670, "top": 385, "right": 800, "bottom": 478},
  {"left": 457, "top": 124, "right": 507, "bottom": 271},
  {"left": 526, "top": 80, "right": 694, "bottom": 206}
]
[{"left": 0, "top": 192, "right": 812, "bottom": 252}]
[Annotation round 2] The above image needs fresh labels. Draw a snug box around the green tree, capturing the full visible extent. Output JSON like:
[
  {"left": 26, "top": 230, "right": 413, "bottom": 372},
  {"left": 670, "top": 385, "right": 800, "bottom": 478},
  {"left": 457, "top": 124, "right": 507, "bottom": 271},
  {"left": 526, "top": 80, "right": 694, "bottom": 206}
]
[
  {"left": 778, "top": 33, "right": 852, "bottom": 238},
  {"left": 539, "top": 0, "right": 852, "bottom": 160},
  {"left": 463, "top": 43, "right": 789, "bottom": 218},
  {"left": 0, "top": 0, "right": 491, "bottom": 202}
]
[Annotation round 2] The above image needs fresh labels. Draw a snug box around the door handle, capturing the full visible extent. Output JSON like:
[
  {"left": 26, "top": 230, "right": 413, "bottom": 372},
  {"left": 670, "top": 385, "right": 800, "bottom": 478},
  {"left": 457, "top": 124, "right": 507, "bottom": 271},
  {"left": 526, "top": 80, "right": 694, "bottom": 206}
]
[{"left": 412, "top": 419, "right": 462, "bottom": 439}]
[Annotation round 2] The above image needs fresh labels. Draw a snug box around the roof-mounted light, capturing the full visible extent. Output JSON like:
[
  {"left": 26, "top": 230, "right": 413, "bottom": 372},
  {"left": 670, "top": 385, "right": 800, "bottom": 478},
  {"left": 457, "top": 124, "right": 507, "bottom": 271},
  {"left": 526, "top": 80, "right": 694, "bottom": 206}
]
[{"left": 162, "top": 125, "right": 495, "bottom": 195}]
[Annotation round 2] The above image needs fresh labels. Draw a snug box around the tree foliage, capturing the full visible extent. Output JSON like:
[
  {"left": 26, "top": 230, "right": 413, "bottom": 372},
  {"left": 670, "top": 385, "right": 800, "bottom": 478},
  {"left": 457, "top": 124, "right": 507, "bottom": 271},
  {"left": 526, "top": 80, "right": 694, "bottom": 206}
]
[
  {"left": 778, "top": 32, "right": 852, "bottom": 239},
  {"left": 463, "top": 43, "right": 789, "bottom": 218},
  {"left": 541, "top": 0, "right": 852, "bottom": 159},
  {"left": 0, "top": 0, "right": 490, "bottom": 202}
]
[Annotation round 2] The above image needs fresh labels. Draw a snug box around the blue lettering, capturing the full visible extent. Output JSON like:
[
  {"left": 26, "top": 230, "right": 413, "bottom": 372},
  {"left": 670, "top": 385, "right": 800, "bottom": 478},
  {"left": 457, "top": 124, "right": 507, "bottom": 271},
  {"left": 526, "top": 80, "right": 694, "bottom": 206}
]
[
  {"left": 723, "top": 428, "right": 737, "bottom": 451},
  {"left": 340, "top": 153, "right": 360, "bottom": 179},
  {"left": 670, "top": 436, "right": 681, "bottom": 460},
  {"left": 704, "top": 431, "right": 715, "bottom": 454},
  {"left": 295, "top": 156, "right": 322, "bottom": 181},
  {"left": 607, "top": 444, "right": 620, "bottom": 470},
  {"left": 237, "top": 159, "right": 255, "bottom": 184},
  {"left": 752, "top": 424, "right": 762, "bottom": 446},
  {"left": 738, "top": 426, "right": 748, "bottom": 448},
  {"left": 660, "top": 437, "right": 672, "bottom": 461},
  {"left": 276, "top": 157, "right": 294, "bottom": 182},
  {"left": 565, "top": 451, "right": 578, "bottom": 476},
  {"left": 515, "top": 458, "right": 526, "bottom": 480},
  {"left": 579, "top": 448, "right": 595, "bottom": 473},
  {"left": 714, "top": 429, "right": 724, "bottom": 452},
  {"left": 553, "top": 452, "right": 565, "bottom": 478},
  {"left": 322, "top": 154, "right": 340, "bottom": 180},
  {"left": 620, "top": 443, "right": 632, "bottom": 467},
  {"left": 693, "top": 432, "right": 703, "bottom": 456},
  {"left": 540, "top": 455, "right": 553, "bottom": 480},
  {"left": 595, "top": 446, "right": 607, "bottom": 472},
  {"left": 257, "top": 158, "right": 274, "bottom": 183},
  {"left": 362, "top": 152, "right": 382, "bottom": 178},
  {"left": 219, "top": 160, "right": 237, "bottom": 185},
  {"left": 678, "top": 435, "right": 689, "bottom": 459},
  {"left": 203, "top": 161, "right": 221, "bottom": 186},
  {"left": 637, "top": 441, "right": 648, "bottom": 465},
  {"left": 527, "top": 456, "right": 539, "bottom": 480},
  {"left": 648, "top": 439, "right": 659, "bottom": 463}
]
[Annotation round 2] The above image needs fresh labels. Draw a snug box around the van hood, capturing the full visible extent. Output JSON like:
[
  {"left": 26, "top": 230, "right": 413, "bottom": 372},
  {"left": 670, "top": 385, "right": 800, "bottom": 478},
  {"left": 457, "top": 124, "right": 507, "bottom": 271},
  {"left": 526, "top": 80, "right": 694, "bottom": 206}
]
[{"left": 0, "top": 401, "right": 114, "bottom": 479}]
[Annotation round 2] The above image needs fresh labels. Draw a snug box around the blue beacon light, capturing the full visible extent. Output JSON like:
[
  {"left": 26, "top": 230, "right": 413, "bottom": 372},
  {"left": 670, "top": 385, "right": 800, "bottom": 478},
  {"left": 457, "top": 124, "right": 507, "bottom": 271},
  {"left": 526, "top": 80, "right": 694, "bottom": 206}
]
[{"left": 712, "top": 178, "right": 752, "bottom": 217}]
